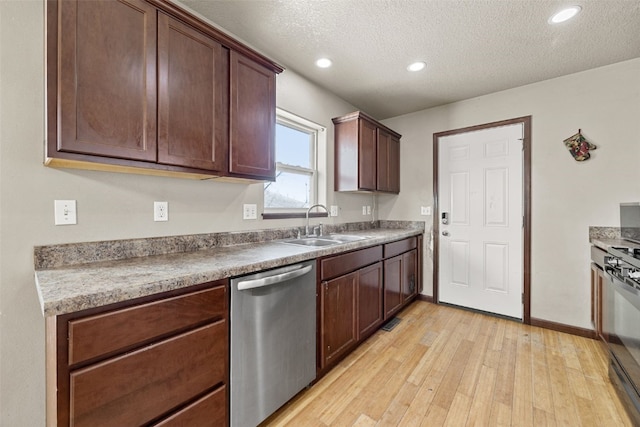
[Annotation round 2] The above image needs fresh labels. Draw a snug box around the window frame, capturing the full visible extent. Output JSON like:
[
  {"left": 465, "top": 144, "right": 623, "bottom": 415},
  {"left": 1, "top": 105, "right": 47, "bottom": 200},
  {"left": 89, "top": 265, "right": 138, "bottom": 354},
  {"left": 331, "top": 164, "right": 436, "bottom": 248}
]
[{"left": 263, "top": 109, "right": 326, "bottom": 218}]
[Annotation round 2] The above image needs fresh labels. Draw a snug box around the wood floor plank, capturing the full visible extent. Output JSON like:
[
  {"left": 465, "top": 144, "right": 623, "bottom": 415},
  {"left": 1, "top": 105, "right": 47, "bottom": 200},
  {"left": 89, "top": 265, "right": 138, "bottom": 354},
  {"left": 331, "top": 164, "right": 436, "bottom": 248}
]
[
  {"left": 442, "top": 392, "right": 472, "bottom": 426},
  {"left": 466, "top": 364, "right": 497, "bottom": 426},
  {"left": 262, "top": 302, "right": 635, "bottom": 427}
]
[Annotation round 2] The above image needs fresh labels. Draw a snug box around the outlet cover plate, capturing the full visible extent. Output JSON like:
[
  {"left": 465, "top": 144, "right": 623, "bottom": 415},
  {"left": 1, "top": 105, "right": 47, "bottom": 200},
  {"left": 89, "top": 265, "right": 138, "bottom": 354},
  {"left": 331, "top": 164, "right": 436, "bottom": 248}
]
[
  {"left": 330, "top": 205, "right": 339, "bottom": 217},
  {"left": 54, "top": 200, "right": 77, "bottom": 225},
  {"left": 421, "top": 206, "right": 432, "bottom": 216},
  {"left": 154, "top": 201, "right": 169, "bottom": 221}
]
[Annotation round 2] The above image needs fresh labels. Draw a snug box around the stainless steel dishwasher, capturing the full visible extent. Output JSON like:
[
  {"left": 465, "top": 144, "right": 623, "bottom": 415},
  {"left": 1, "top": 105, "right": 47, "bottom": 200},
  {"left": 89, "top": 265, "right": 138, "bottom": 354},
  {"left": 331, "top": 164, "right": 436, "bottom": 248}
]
[{"left": 230, "top": 260, "right": 316, "bottom": 427}]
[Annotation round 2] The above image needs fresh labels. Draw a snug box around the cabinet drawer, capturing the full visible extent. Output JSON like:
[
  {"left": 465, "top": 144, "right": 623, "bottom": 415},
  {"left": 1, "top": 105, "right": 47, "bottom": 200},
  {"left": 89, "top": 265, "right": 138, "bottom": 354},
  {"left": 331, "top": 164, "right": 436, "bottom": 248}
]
[
  {"left": 153, "top": 385, "right": 227, "bottom": 426},
  {"left": 320, "top": 245, "right": 382, "bottom": 281},
  {"left": 591, "top": 245, "right": 607, "bottom": 269},
  {"left": 69, "top": 321, "right": 227, "bottom": 427},
  {"left": 68, "top": 284, "right": 226, "bottom": 365},
  {"left": 384, "top": 237, "right": 417, "bottom": 259}
]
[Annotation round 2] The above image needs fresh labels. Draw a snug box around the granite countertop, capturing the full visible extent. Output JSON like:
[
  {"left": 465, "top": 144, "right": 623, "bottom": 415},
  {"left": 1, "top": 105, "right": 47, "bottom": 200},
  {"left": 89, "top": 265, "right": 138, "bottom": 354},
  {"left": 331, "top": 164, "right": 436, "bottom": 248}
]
[
  {"left": 35, "top": 225, "right": 423, "bottom": 317},
  {"left": 587, "top": 226, "right": 639, "bottom": 252},
  {"left": 591, "top": 237, "right": 640, "bottom": 252}
]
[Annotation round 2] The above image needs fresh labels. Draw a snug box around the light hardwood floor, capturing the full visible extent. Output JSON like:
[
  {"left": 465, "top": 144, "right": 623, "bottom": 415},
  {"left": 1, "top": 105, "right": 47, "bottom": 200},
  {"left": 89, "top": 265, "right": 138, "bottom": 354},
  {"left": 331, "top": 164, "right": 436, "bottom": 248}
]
[{"left": 263, "top": 301, "right": 634, "bottom": 426}]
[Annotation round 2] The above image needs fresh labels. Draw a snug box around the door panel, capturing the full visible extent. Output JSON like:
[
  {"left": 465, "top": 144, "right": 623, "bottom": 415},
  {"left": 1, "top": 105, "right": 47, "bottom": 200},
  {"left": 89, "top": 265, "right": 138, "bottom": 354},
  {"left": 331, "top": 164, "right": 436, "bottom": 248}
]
[
  {"left": 229, "top": 51, "right": 276, "bottom": 179},
  {"left": 320, "top": 272, "right": 357, "bottom": 367},
  {"left": 157, "top": 13, "right": 228, "bottom": 172},
  {"left": 438, "top": 124, "right": 523, "bottom": 319},
  {"left": 58, "top": 0, "right": 157, "bottom": 161},
  {"left": 357, "top": 262, "right": 383, "bottom": 339},
  {"left": 358, "top": 119, "right": 377, "bottom": 191}
]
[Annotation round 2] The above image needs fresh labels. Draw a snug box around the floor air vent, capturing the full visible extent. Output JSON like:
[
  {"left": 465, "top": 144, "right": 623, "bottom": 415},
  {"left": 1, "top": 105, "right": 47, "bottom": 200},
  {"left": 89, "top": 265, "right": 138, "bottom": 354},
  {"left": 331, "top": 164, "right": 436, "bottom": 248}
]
[{"left": 381, "top": 317, "right": 401, "bottom": 332}]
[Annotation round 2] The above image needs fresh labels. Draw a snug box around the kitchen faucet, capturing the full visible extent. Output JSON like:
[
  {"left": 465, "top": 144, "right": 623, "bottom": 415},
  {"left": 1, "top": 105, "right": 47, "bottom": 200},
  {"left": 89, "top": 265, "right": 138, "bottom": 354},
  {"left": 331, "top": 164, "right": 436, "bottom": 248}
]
[{"left": 306, "top": 204, "right": 328, "bottom": 236}]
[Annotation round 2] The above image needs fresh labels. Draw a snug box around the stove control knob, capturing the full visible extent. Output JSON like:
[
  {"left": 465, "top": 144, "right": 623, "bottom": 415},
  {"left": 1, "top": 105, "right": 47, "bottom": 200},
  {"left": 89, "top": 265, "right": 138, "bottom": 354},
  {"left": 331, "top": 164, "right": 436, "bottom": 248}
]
[{"left": 628, "top": 271, "right": 640, "bottom": 280}]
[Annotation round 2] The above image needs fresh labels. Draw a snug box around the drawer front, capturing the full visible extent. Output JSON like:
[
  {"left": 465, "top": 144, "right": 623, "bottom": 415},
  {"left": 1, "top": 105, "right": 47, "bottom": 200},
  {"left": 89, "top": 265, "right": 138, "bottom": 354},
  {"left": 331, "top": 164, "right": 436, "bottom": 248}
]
[
  {"left": 153, "top": 385, "right": 227, "bottom": 427},
  {"left": 591, "top": 245, "right": 607, "bottom": 269},
  {"left": 320, "top": 245, "right": 382, "bottom": 281},
  {"left": 68, "top": 284, "right": 226, "bottom": 365},
  {"left": 69, "top": 321, "right": 227, "bottom": 427},
  {"left": 384, "top": 237, "right": 417, "bottom": 259}
]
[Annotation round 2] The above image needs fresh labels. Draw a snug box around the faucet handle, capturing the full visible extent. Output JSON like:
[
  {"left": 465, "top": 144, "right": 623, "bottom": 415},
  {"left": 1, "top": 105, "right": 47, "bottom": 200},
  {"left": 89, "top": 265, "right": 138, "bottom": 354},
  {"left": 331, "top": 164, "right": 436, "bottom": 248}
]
[
  {"left": 318, "top": 223, "right": 324, "bottom": 236},
  {"left": 296, "top": 229, "right": 301, "bottom": 239}
]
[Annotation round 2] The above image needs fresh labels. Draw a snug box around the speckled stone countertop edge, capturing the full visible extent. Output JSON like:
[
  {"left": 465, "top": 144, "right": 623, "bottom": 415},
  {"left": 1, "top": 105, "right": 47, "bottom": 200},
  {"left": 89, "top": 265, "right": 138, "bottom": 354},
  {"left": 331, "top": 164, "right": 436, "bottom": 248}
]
[
  {"left": 588, "top": 226, "right": 620, "bottom": 241},
  {"left": 34, "top": 220, "right": 425, "bottom": 269},
  {"left": 35, "top": 226, "right": 423, "bottom": 317}
]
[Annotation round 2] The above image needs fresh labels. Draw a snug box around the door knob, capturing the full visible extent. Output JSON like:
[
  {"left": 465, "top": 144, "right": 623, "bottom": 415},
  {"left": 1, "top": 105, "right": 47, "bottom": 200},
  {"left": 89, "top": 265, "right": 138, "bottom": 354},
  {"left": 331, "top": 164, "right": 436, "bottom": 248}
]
[{"left": 442, "top": 231, "right": 449, "bottom": 236}]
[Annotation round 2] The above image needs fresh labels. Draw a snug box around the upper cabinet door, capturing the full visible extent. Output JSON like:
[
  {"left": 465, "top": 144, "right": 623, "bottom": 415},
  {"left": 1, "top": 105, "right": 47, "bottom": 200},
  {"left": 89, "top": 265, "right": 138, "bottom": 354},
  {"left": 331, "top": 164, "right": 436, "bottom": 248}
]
[
  {"left": 377, "top": 129, "right": 400, "bottom": 193},
  {"left": 229, "top": 51, "right": 276, "bottom": 180},
  {"left": 58, "top": 0, "right": 157, "bottom": 161},
  {"left": 358, "top": 118, "right": 377, "bottom": 191},
  {"left": 157, "top": 13, "right": 229, "bottom": 172}
]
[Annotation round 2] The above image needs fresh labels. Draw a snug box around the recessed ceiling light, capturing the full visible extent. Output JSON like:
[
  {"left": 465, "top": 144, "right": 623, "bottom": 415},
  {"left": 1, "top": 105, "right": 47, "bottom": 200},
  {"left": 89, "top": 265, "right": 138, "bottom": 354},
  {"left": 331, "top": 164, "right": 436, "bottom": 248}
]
[
  {"left": 315, "top": 58, "right": 332, "bottom": 68},
  {"left": 407, "top": 61, "right": 427, "bottom": 72},
  {"left": 549, "top": 6, "right": 582, "bottom": 24}
]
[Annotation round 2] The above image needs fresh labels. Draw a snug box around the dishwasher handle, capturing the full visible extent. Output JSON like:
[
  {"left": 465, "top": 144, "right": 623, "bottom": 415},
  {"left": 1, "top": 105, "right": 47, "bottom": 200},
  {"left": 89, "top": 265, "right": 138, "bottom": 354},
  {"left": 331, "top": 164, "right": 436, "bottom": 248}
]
[{"left": 237, "top": 264, "right": 313, "bottom": 291}]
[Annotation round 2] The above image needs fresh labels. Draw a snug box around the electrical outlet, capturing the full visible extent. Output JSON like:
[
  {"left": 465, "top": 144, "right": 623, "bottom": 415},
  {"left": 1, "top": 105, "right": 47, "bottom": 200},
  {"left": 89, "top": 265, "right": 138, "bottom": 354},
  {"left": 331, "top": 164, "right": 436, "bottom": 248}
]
[
  {"left": 330, "top": 205, "right": 339, "bottom": 217},
  {"left": 366, "top": 206, "right": 372, "bottom": 215},
  {"left": 421, "top": 206, "right": 432, "bottom": 216},
  {"left": 54, "top": 200, "right": 77, "bottom": 225},
  {"left": 362, "top": 206, "right": 367, "bottom": 215},
  {"left": 154, "top": 201, "right": 168, "bottom": 221},
  {"left": 243, "top": 204, "right": 257, "bottom": 220}
]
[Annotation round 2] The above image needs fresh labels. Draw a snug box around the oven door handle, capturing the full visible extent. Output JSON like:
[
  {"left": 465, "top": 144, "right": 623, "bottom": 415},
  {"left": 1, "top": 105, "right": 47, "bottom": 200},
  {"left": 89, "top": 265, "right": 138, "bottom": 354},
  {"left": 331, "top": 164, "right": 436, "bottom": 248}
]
[{"left": 605, "top": 268, "right": 640, "bottom": 297}]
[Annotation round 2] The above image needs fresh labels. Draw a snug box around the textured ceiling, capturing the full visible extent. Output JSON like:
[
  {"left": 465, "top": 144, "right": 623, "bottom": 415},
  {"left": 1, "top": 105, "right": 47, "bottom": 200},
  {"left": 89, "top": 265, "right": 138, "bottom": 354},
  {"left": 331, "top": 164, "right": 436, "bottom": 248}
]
[{"left": 182, "top": 0, "right": 640, "bottom": 120}]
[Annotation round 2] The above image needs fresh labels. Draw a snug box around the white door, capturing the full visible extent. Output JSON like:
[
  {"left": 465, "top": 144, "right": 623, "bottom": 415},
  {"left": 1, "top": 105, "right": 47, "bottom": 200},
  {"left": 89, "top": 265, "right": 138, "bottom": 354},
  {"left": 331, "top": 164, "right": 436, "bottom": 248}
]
[{"left": 438, "top": 124, "right": 523, "bottom": 319}]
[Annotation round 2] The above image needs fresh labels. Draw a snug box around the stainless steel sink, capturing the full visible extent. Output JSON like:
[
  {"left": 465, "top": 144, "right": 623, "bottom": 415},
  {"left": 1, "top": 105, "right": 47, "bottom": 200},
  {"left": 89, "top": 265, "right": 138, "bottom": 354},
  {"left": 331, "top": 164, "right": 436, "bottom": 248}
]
[
  {"left": 283, "top": 238, "right": 342, "bottom": 247},
  {"left": 282, "top": 234, "right": 368, "bottom": 247}
]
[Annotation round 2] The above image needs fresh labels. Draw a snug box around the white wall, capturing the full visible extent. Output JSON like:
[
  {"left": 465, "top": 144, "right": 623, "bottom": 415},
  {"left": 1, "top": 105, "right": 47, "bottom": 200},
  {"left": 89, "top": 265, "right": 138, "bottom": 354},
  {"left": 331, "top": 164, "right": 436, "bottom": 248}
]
[
  {"left": 0, "top": 1, "right": 374, "bottom": 424},
  {"left": 380, "top": 57, "right": 640, "bottom": 329}
]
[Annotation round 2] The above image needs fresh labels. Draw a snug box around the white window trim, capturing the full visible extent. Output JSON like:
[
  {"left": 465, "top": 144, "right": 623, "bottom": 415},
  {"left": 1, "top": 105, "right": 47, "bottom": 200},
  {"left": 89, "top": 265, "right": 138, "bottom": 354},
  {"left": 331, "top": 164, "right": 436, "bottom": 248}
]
[{"left": 264, "top": 108, "right": 326, "bottom": 213}]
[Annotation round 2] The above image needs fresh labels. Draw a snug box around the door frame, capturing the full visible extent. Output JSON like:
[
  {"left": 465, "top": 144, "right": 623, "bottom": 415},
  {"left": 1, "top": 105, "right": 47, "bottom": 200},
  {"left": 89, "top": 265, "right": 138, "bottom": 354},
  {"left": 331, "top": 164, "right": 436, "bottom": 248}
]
[{"left": 432, "top": 116, "right": 532, "bottom": 324}]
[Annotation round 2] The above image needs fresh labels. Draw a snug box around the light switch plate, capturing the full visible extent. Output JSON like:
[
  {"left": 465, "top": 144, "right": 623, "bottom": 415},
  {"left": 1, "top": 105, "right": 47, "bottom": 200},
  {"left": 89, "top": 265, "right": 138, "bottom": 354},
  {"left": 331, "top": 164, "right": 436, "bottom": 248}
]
[
  {"left": 330, "top": 205, "right": 339, "bottom": 217},
  {"left": 421, "top": 206, "right": 432, "bottom": 216},
  {"left": 362, "top": 206, "right": 367, "bottom": 215},
  {"left": 54, "top": 200, "right": 77, "bottom": 225},
  {"left": 366, "top": 206, "right": 372, "bottom": 215},
  {"left": 243, "top": 204, "right": 257, "bottom": 220}
]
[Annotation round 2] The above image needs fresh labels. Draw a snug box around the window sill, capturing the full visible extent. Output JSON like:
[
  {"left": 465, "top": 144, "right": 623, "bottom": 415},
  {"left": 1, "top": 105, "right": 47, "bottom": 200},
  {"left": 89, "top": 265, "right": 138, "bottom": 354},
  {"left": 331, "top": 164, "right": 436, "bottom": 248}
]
[{"left": 262, "top": 212, "right": 329, "bottom": 220}]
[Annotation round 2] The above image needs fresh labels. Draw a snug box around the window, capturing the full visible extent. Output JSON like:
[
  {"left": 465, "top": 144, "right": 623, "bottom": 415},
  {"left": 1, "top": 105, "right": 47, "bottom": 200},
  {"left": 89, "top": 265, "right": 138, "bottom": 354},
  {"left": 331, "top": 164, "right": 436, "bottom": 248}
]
[{"left": 264, "top": 109, "right": 324, "bottom": 213}]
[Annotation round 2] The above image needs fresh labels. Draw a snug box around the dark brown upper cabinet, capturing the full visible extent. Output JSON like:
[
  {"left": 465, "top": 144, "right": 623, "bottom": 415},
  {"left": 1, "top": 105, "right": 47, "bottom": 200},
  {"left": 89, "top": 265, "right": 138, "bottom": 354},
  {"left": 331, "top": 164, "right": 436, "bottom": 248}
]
[
  {"left": 56, "top": 0, "right": 158, "bottom": 162},
  {"left": 229, "top": 51, "right": 276, "bottom": 180},
  {"left": 46, "top": 0, "right": 282, "bottom": 181},
  {"left": 157, "top": 13, "right": 229, "bottom": 172},
  {"left": 332, "top": 111, "right": 401, "bottom": 193}
]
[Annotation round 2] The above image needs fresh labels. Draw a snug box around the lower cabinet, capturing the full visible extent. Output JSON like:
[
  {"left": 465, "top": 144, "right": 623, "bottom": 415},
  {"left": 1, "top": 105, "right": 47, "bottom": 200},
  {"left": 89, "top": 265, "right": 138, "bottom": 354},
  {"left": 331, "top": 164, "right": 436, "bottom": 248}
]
[
  {"left": 358, "top": 262, "right": 384, "bottom": 339},
  {"left": 318, "top": 237, "right": 420, "bottom": 373},
  {"left": 320, "top": 271, "right": 358, "bottom": 367},
  {"left": 319, "top": 261, "right": 384, "bottom": 369},
  {"left": 384, "top": 237, "right": 418, "bottom": 320},
  {"left": 318, "top": 246, "right": 383, "bottom": 371},
  {"left": 46, "top": 280, "right": 229, "bottom": 426}
]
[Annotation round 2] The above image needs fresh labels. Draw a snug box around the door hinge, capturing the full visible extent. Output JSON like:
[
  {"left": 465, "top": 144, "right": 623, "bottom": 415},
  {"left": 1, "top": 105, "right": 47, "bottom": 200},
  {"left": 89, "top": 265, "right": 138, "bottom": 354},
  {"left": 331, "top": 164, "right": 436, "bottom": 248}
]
[
  {"left": 522, "top": 293, "right": 524, "bottom": 304},
  {"left": 522, "top": 215, "right": 525, "bottom": 228}
]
